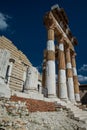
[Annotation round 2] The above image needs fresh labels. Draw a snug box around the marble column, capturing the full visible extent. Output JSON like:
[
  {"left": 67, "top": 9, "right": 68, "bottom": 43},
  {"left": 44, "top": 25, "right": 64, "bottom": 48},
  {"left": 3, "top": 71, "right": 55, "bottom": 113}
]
[
  {"left": 42, "top": 50, "right": 47, "bottom": 88},
  {"left": 24, "top": 66, "right": 38, "bottom": 93},
  {"left": 71, "top": 53, "right": 80, "bottom": 102},
  {"left": 46, "top": 27, "right": 56, "bottom": 98},
  {"left": 65, "top": 48, "right": 75, "bottom": 101},
  {"left": 58, "top": 38, "right": 68, "bottom": 100}
]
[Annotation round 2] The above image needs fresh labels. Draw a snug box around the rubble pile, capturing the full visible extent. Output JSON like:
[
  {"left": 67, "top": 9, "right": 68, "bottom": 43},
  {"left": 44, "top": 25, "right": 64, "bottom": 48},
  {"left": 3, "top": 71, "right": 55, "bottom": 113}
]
[{"left": 0, "top": 97, "right": 86, "bottom": 130}]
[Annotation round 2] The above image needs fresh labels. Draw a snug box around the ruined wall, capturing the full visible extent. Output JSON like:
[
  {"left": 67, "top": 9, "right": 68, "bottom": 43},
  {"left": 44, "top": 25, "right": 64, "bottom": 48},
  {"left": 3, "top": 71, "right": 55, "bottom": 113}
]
[{"left": 0, "top": 36, "right": 32, "bottom": 92}]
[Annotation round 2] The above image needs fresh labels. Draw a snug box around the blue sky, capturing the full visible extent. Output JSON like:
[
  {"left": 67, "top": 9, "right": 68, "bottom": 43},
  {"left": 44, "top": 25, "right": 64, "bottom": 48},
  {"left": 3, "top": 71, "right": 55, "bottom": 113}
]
[{"left": 0, "top": 0, "right": 87, "bottom": 84}]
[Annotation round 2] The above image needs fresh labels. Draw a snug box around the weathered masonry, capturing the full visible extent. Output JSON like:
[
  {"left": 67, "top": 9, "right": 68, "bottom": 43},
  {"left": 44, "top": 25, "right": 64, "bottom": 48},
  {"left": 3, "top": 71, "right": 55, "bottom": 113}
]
[
  {"left": 42, "top": 4, "right": 80, "bottom": 102},
  {"left": 0, "top": 36, "right": 42, "bottom": 98},
  {"left": 79, "top": 84, "right": 87, "bottom": 104}
]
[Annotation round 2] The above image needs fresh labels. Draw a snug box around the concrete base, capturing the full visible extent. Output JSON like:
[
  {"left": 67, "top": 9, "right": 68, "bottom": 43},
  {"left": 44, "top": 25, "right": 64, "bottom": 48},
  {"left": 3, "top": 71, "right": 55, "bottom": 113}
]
[{"left": 0, "top": 83, "right": 11, "bottom": 98}]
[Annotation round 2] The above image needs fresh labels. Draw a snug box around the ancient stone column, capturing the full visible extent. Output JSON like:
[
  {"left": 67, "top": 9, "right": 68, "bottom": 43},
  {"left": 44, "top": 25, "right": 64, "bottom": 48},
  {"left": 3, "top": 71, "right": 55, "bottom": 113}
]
[
  {"left": 42, "top": 61, "right": 46, "bottom": 87},
  {"left": 42, "top": 50, "right": 47, "bottom": 88},
  {"left": 71, "top": 53, "right": 80, "bottom": 102},
  {"left": 24, "top": 66, "right": 38, "bottom": 93},
  {"left": 65, "top": 48, "right": 75, "bottom": 101},
  {"left": 46, "top": 27, "right": 56, "bottom": 98},
  {"left": 58, "top": 38, "right": 68, "bottom": 100}
]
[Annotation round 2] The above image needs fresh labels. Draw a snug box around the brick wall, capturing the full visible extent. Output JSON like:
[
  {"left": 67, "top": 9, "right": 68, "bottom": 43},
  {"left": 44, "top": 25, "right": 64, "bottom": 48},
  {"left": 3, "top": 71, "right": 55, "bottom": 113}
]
[{"left": 10, "top": 96, "right": 56, "bottom": 112}]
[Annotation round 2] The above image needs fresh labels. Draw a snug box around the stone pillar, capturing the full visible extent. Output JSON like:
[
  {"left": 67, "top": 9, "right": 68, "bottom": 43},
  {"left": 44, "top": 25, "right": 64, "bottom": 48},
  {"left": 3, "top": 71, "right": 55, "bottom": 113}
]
[
  {"left": 42, "top": 50, "right": 47, "bottom": 88},
  {"left": 42, "top": 60, "right": 46, "bottom": 88},
  {"left": 46, "top": 27, "right": 56, "bottom": 98},
  {"left": 42, "top": 53, "right": 48, "bottom": 97},
  {"left": 24, "top": 66, "right": 38, "bottom": 93},
  {"left": 0, "top": 49, "right": 10, "bottom": 81},
  {"left": 0, "top": 49, "right": 11, "bottom": 98},
  {"left": 58, "top": 38, "right": 68, "bottom": 100},
  {"left": 65, "top": 48, "right": 75, "bottom": 101},
  {"left": 71, "top": 53, "right": 80, "bottom": 102}
]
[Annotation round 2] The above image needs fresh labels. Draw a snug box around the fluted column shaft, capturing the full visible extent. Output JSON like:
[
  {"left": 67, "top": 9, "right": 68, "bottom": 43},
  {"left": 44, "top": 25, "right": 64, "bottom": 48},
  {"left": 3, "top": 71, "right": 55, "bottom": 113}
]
[
  {"left": 58, "top": 39, "right": 68, "bottom": 100},
  {"left": 46, "top": 28, "right": 56, "bottom": 98},
  {"left": 42, "top": 58, "right": 46, "bottom": 88},
  {"left": 66, "top": 48, "right": 75, "bottom": 101},
  {"left": 71, "top": 53, "right": 80, "bottom": 102}
]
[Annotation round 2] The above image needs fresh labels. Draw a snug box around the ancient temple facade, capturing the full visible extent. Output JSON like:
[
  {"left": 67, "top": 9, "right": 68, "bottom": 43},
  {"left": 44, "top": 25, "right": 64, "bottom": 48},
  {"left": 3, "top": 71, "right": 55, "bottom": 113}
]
[
  {"left": 0, "top": 36, "right": 42, "bottom": 98},
  {"left": 42, "top": 4, "right": 80, "bottom": 102}
]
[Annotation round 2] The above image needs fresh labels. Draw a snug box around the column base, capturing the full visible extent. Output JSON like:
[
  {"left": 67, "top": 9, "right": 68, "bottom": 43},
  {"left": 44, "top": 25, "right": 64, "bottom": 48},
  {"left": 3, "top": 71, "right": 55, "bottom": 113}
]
[
  {"left": 69, "top": 99, "right": 76, "bottom": 103},
  {"left": 75, "top": 93, "right": 80, "bottom": 102},
  {"left": 24, "top": 89, "right": 38, "bottom": 94},
  {"left": 48, "top": 95, "right": 61, "bottom": 102},
  {"left": 48, "top": 94, "right": 57, "bottom": 98},
  {"left": 60, "top": 98, "right": 68, "bottom": 103}
]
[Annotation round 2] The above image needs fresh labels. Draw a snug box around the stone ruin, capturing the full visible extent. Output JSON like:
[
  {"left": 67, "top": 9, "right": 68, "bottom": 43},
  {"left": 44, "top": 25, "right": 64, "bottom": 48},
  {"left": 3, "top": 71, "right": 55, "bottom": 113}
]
[
  {"left": 0, "top": 36, "right": 42, "bottom": 99},
  {"left": 0, "top": 4, "right": 80, "bottom": 103},
  {"left": 0, "top": 4, "right": 87, "bottom": 129}
]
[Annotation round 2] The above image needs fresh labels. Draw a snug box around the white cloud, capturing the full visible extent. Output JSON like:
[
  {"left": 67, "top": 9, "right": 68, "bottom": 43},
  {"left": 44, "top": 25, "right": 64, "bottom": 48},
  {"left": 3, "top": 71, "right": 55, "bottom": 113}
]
[
  {"left": 78, "top": 64, "right": 87, "bottom": 72},
  {"left": 0, "top": 13, "right": 9, "bottom": 30},
  {"left": 78, "top": 75, "right": 87, "bottom": 82}
]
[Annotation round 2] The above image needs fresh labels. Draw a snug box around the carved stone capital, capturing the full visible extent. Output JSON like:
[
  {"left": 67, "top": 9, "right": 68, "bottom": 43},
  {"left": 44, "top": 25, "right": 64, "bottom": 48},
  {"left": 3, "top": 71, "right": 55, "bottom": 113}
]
[
  {"left": 44, "top": 12, "right": 55, "bottom": 30},
  {"left": 71, "top": 51, "right": 77, "bottom": 58}
]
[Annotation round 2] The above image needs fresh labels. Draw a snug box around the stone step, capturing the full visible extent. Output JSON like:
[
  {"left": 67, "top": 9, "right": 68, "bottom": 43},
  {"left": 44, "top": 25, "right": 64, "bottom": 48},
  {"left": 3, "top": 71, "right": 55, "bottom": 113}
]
[
  {"left": 80, "top": 119, "right": 87, "bottom": 124},
  {"left": 67, "top": 107, "right": 80, "bottom": 111},
  {"left": 73, "top": 113, "right": 87, "bottom": 119},
  {"left": 79, "top": 125, "right": 87, "bottom": 130},
  {"left": 70, "top": 109, "right": 83, "bottom": 113},
  {"left": 74, "top": 116, "right": 87, "bottom": 121},
  {"left": 70, "top": 110, "right": 82, "bottom": 114}
]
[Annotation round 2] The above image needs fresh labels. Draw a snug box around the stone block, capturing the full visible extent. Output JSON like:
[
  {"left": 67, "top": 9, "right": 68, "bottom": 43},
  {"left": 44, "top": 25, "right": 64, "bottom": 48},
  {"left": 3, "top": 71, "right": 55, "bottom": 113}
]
[
  {"left": 0, "top": 83, "right": 11, "bottom": 98},
  {"left": 79, "top": 126, "right": 87, "bottom": 130},
  {"left": 24, "top": 67, "right": 38, "bottom": 91},
  {"left": 74, "top": 116, "right": 87, "bottom": 121},
  {"left": 81, "top": 119, "right": 87, "bottom": 124},
  {"left": 0, "top": 49, "right": 10, "bottom": 78}
]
